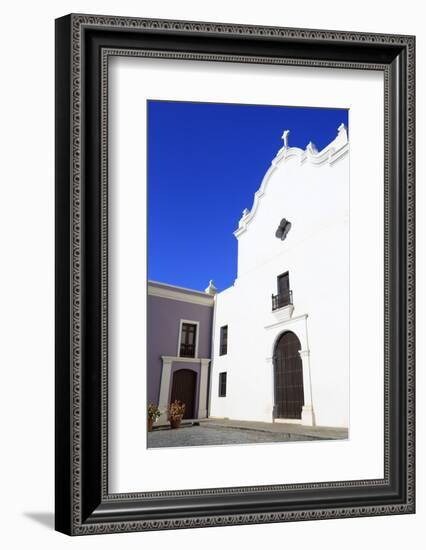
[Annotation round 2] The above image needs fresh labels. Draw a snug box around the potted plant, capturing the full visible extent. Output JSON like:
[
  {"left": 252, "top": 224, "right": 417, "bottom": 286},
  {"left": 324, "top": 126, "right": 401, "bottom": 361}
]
[
  {"left": 168, "top": 400, "right": 186, "bottom": 429},
  {"left": 147, "top": 403, "right": 161, "bottom": 432}
]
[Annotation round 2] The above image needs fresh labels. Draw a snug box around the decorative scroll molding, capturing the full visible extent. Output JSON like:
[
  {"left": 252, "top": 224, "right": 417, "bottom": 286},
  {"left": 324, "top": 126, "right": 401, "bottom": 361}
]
[{"left": 234, "top": 124, "right": 349, "bottom": 237}]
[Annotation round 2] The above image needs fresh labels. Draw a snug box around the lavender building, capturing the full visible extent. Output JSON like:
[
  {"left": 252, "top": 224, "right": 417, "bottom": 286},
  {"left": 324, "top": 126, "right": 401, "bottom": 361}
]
[{"left": 147, "top": 280, "right": 216, "bottom": 424}]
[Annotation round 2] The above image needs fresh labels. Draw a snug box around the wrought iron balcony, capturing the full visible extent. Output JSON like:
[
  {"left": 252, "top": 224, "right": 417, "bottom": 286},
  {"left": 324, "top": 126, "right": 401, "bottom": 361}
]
[
  {"left": 271, "top": 290, "right": 293, "bottom": 311},
  {"left": 179, "top": 343, "right": 196, "bottom": 358}
]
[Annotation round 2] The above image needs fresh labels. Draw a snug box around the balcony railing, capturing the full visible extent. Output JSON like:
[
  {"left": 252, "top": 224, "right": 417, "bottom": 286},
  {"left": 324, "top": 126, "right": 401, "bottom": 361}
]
[
  {"left": 271, "top": 290, "right": 293, "bottom": 311},
  {"left": 179, "top": 343, "right": 196, "bottom": 358}
]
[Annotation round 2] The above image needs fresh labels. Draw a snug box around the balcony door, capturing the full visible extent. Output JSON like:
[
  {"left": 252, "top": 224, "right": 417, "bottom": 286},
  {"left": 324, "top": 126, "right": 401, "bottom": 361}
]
[
  {"left": 277, "top": 272, "right": 289, "bottom": 297},
  {"left": 273, "top": 331, "right": 304, "bottom": 419},
  {"left": 272, "top": 272, "right": 291, "bottom": 310}
]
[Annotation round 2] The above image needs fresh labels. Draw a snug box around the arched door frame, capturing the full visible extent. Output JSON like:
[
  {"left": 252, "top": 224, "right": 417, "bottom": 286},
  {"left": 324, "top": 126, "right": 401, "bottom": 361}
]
[
  {"left": 273, "top": 331, "right": 304, "bottom": 420},
  {"left": 268, "top": 314, "right": 315, "bottom": 426},
  {"left": 158, "top": 356, "right": 210, "bottom": 424}
]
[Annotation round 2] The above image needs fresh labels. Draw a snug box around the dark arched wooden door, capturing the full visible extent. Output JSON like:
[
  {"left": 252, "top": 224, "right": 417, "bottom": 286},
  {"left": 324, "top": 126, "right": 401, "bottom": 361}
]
[
  {"left": 170, "top": 369, "right": 197, "bottom": 419},
  {"left": 273, "top": 332, "right": 304, "bottom": 419}
]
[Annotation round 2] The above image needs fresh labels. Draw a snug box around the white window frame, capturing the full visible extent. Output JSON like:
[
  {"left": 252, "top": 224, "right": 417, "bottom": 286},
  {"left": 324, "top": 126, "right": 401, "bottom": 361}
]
[{"left": 177, "top": 319, "right": 200, "bottom": 359}]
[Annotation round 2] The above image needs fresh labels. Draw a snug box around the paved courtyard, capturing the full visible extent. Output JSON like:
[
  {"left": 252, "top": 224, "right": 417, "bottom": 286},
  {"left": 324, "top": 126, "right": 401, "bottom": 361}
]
[{"left": 147, "top": 419, "right": 348, "bottom": 449}]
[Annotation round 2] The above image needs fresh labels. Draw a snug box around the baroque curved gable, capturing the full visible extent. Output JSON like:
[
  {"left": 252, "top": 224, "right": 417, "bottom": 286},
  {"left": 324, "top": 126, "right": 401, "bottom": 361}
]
[{"left": 234, "top": 123, "right": 349, "bottom": 238}]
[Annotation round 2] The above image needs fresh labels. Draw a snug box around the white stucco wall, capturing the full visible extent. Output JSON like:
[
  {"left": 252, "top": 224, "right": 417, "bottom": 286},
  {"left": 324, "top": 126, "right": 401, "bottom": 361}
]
[{"left": 209, "top": 126, "right": 350, "bottom": 428}]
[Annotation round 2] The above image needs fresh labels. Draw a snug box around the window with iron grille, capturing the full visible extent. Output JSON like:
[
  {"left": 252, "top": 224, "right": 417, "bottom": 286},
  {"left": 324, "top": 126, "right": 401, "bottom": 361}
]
[
  {"left": 218, "top": 372, "right": 227, "bottom": 397},
  {"left": 179, "top": 322, "right": 197, "bottom": 358},
  {"left": 219, "top": 325, "right": 228, "bottom": 356}
]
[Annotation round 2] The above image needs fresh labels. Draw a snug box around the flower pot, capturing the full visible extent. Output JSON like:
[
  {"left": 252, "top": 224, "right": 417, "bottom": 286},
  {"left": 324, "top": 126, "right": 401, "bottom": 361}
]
[
  {"left": 170, "top": 417, "right": 182, "bottom": 429},
  {"left": 147, "top": 417, "right": 154, "bottom": 432}
]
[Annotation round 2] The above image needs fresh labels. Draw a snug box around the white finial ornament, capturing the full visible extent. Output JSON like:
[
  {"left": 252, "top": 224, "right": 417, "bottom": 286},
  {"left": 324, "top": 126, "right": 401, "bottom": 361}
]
[
  {"left": 335, "top": 123, "right": 348, "bottom": 146},
  {"left": 205, "top": 280, "right": 217, "bottom": 296},
  {"left": 281, "top": 129, "right": 290, "bottom": 148},
  {"left": 306, "top": 141, "right": 318, "bottom": 154}
]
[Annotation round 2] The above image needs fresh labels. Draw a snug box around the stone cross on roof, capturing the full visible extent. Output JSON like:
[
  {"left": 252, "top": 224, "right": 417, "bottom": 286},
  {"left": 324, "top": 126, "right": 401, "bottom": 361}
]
[{"left": 281, "top": 129, "right": 290, "bottom": 148}]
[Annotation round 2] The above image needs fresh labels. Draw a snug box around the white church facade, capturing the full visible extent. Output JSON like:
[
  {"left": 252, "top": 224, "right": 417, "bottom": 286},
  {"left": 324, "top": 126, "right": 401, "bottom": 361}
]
[
  {"left": 148, "top": 124, "right": 349, "bottom": 430},
  {"left": 208, "top": 124, "right": 349, "bottom": 428}
]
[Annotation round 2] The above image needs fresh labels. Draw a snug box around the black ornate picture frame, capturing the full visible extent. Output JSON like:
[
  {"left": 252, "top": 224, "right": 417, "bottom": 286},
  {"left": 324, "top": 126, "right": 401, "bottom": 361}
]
[{"left": 55, "top": 13, "right": 415, "bottom": 535}]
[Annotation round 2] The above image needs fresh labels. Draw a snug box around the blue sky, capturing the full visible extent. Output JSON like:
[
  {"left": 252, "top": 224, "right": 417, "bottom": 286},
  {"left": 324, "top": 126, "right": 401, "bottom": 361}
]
[{"left": 148, "top": 100, "right": 348, "bottom": 291}]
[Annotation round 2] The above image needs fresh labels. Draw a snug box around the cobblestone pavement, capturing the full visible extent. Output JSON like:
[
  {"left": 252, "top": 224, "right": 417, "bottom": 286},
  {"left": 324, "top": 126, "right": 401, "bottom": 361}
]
[
  {"left": 200, "top": 418, "right": 348, "bottom": 440},
  {"left": 148, "top": 424, "right": 320, "bottom": 449}
]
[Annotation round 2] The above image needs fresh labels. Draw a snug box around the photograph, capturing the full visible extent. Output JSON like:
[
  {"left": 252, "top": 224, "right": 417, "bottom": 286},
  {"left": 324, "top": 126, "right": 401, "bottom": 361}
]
[{"left": 146, "top": 100, "right": 350, "bottom": 448}]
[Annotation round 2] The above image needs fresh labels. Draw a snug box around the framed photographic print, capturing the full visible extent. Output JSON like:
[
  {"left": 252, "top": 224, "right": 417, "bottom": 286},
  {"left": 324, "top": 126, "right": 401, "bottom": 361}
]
[{"left": 55, "top": 14, "right": 415, "bottom": 535}]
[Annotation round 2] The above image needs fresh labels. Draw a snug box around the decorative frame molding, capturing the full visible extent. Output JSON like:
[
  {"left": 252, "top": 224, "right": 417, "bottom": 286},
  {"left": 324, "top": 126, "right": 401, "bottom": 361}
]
[{"left": 55, "top": 13, "right": 415, "bottom": 535}]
